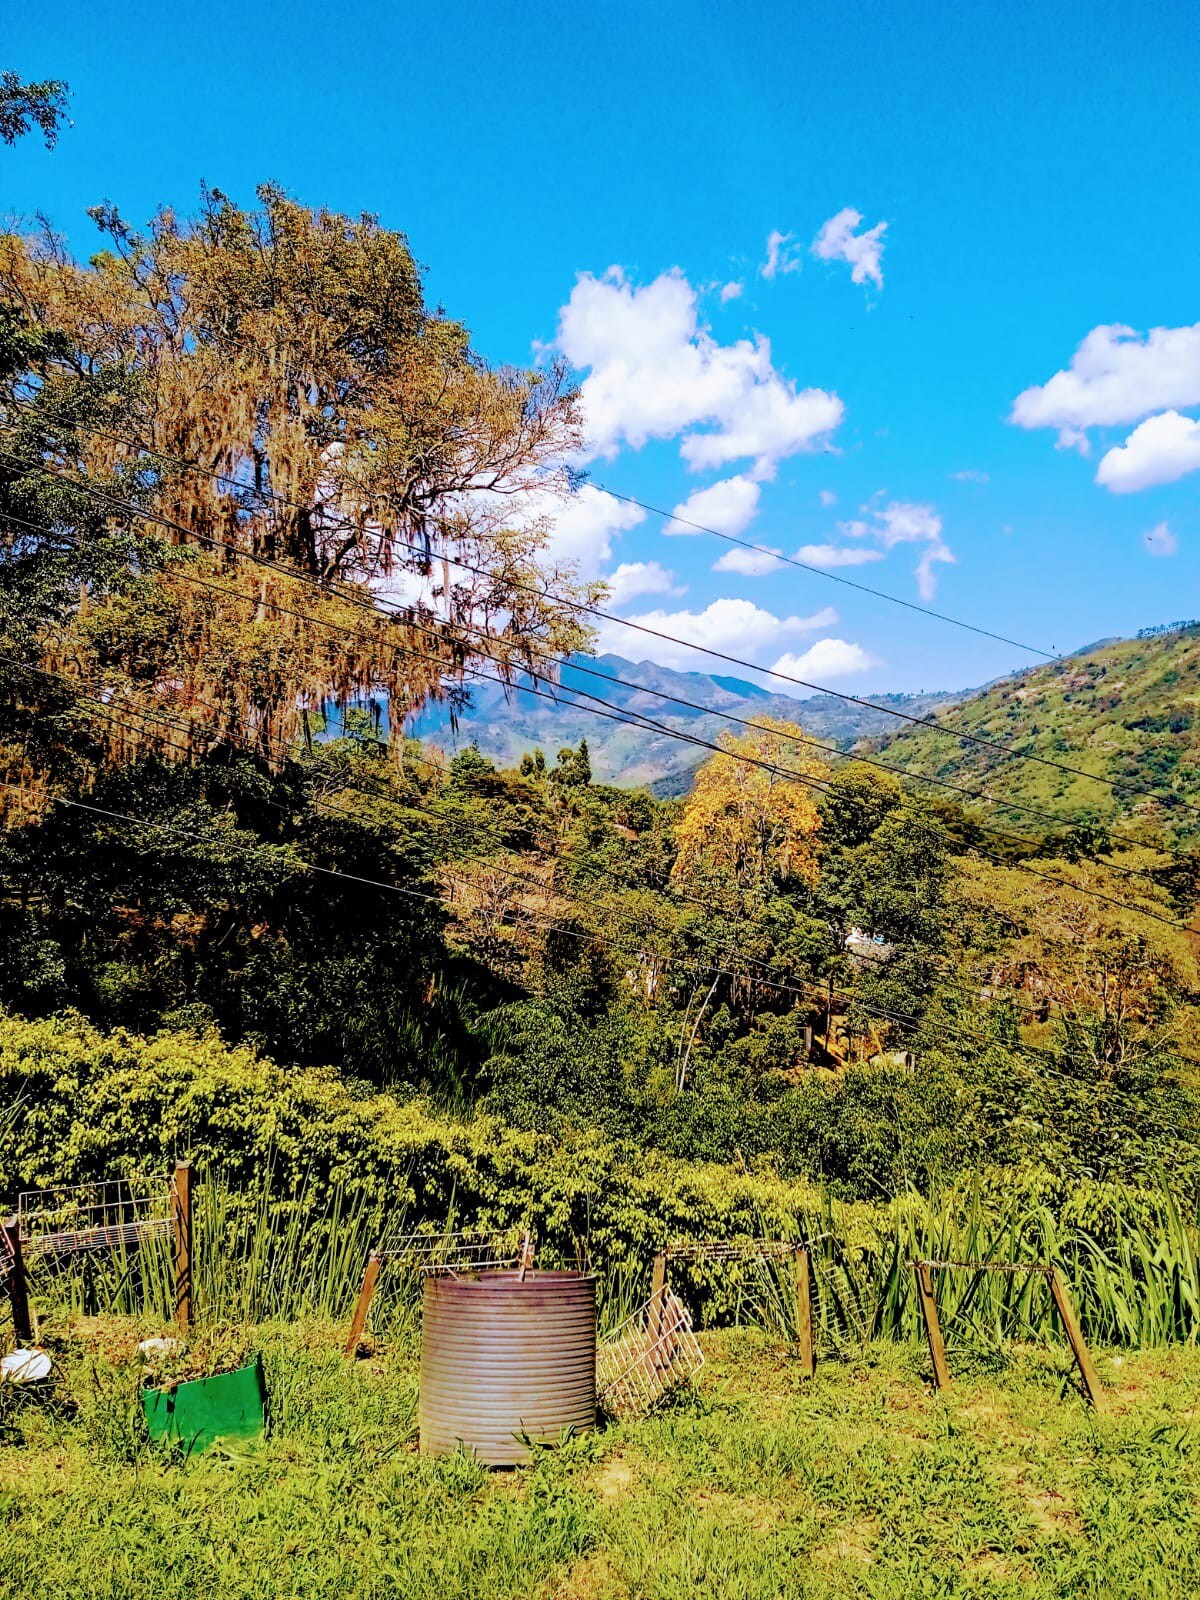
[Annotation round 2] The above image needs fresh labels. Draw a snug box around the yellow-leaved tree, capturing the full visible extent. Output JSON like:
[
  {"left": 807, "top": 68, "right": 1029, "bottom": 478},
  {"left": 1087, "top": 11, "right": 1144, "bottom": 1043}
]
[
  {"left": 671, "top": 718, "right": 827, "bottom": 896},
  {"left": 667, "top": 718, "right": 829, "bottom": 1089}
]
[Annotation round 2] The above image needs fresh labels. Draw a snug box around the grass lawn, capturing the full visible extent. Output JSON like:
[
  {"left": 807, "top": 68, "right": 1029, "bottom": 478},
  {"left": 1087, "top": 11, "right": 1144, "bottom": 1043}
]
[{"left": 1, "top": 1317, "right": 1198, "bottom": 1598}]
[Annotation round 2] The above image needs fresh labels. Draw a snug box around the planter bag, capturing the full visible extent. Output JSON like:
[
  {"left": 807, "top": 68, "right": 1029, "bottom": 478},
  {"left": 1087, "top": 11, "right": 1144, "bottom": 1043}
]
[{"left": 143, "top": 1356, "right": 266, "bottom": 1453}]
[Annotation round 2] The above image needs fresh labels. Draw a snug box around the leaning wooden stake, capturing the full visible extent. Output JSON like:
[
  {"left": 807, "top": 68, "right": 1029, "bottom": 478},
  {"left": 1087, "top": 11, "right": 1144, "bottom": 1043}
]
[
  {"left": 914, "top": 1261, "right": 950, "bottom": 1391},
  {"left": 648, "top": 1251, "right": 668, "bottom": 1370},
  {"left": 795, "top": 1247, "right": 815, "bottom": 1379},
  {"left": 1048, "top": 1267, "right": 1103, "bottom": 1410},
  {"left": 171, "top": 1160, "right": 194, "bottom": 1330},
  {"left": 344, "top": 1252, "right": 382, "bottom": 1357},
  {"left": 2, "top": 1215, "right": 33, "bottom": 1344}
]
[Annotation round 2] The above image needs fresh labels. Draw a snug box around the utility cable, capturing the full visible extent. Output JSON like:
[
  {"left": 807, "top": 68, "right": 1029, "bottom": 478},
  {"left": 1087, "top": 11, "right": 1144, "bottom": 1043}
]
[
  {"left": 0, "top": 493, "right": 1187, "bottom": 930},
  {"left": 3, "top": 426, "right": 1195, "bottom": 826}
]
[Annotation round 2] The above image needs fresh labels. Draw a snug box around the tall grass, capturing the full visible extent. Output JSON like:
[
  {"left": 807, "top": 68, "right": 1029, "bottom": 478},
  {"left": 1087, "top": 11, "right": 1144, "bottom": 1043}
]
[
  {"left": 24, "top": 1170, "right": 404, "bottom": 1337},
  {"left": 729, "top": 1180, "right": 1200, "bottom": 1352},
  {"left": 22, "top": 1170, "right": 1200, "bottom": 1355}
]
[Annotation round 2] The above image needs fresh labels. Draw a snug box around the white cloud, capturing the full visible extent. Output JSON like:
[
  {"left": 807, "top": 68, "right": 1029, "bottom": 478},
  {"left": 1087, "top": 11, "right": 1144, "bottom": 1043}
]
[
  {"left": 522, "top": 482, "right": 646, "bottom": 576},
  {"left": 949, "top": 469, "right": 989, "bottom": 484},
  {"left": 595, "top": 597, "right": 838, "bottom": 669},
  {"left": 871, "top": 501, "right": 941, "bottom": 548},
  {"left": 712, "top": 546, "right": 783, "bottom": 576},
  {"left": 1095, "top": 410, "right": 1200, "bottom": 494},
  {"left": 772, "top": 638, "right": 879, "bottom": 682},
  {"left": 719, "top": 280, "right": 743, "bottom": 303},
  {"left": 818, "top": 489, "right": 837, "bottom": 507},
  {"left": 1142, "top": 521, "right": 1178, "bottom": 558},
  {"left": 556, "top": 267, "right": 843, "bottom": 475},
  {"left": 824, "top": 500, "right": 953, "bottom": 597},
  {"left": 869, "top": 501, "right": 954, "bottom": 599},
  {"left": 914, "top": 542, "right": 956, "bottom": 600},
  {"left": 762, "top": 229, "right": 803, "bottom": 280},
  {"left": 605, "top": 560, "right": 684, "bottom": 605},
  {"left": 795, "top": 542, "right": 886, "bottom": 568},
  {"left": 1011, "top": 323, "right": 1200, "bottom": 445},
  {"left": 665, "top": 474, "right": 761, "bottom": 536},
  {"left": 811, "top": 208, "right": 888, "bottom": 289}
]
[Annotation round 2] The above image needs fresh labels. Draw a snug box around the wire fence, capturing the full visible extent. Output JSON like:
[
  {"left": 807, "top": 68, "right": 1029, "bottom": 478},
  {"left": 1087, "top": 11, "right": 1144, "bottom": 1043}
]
[{"left": 598, "top": 1289, "right": 704, "bottom": 1417}]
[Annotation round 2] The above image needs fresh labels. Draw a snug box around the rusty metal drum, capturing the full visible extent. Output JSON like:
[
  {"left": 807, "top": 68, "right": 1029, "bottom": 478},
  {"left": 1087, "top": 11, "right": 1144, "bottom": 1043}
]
[{"left": 419, "top": 1269, "right": 597, "bottom": 1465}]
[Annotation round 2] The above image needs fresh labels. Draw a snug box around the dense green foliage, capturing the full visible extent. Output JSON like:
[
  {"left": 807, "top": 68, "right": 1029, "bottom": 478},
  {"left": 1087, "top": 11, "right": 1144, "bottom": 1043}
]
[
  {"left": 4, "top": 187, "right": 1200, "bottom": 1364},
  {"left": 3, "top": 711, "right": 1197, "bottom": 1204},
  {"left": 5, "top": 147, "right": 1200, "bottom": 1600},
  {"left": 8, "top": 1008, "right": 1200, "bottom": 1352}
]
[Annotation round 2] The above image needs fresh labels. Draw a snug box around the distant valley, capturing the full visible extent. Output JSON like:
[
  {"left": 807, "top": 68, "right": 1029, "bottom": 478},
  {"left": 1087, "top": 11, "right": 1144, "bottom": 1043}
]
[
  {"left": 403, "top": 653, "right": 967, "bottom": 794},
  {"left": 395, "top": 621, "right": 1200, "bottom": 824}
]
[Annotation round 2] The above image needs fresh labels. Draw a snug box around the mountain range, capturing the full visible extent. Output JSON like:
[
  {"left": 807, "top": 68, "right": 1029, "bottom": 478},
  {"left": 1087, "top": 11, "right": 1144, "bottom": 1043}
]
[
  {"left": 405, "top": 653, "right": 966, "bottom": 795},
  {"left": 398, "top": 620, "right": 1200, "bottom": 827}
]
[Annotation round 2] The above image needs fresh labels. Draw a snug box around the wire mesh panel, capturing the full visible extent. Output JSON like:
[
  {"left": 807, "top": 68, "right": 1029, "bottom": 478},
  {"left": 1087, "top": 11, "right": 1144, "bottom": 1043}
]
[
  {"left": 597, "top": 1288, "right": 704, "bottom": 1417},
  {"left": 664, "top": 1238, "right": 806, "bottom": 1263},
  {"left": 376, "top": 1225, "right": 533, "bottom": 1277},
  {"left": 17, "top": 1177, "right": 172, "bottom": 1259}
]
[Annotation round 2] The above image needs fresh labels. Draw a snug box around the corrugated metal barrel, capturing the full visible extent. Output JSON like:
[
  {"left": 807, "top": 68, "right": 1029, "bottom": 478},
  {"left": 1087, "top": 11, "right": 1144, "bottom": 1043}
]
[{"left": 419, "top": 1269, "right": 597, "bottom": 1465}]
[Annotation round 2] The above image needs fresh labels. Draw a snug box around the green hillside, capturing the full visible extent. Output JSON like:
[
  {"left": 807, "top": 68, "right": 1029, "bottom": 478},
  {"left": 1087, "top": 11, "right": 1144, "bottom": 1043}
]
[{"left": 868, "top": 622, "right": 1200, "bottom": 837}]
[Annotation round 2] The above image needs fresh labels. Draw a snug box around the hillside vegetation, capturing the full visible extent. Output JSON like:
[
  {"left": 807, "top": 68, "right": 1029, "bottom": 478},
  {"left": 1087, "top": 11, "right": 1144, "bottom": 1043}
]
[
  {"left": 870, "top": 624, "right": 1200, "bottom": 838},
  {"left": 7, "top": 185, "right": 1200, "bottom": 1600}
]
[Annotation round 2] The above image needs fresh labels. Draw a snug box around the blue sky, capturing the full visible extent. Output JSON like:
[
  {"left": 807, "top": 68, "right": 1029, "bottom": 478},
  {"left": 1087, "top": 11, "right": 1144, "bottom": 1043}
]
[{"left": 4, "top": 0, "right": 1198, "bottom": 696}]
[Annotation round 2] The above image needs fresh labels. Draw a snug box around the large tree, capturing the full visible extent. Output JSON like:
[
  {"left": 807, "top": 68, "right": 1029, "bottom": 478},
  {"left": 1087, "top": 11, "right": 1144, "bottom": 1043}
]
[
  {"left": 671, "top": 719, "right": 826, "bottom": 896},
  {"left": 0, "top": 187, "right": 595, "bottom": 801}
]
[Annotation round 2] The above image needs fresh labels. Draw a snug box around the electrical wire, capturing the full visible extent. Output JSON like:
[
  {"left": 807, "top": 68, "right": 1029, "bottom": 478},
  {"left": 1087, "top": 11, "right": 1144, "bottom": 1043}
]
[
  {"left": 3, "top": 422, "right": 1196, "bottom": 826},
  {"left": 0, "top": 403, "right": 1057, "bottom": 660},
  {"left": 594, "top": 482, "right": 1057, "bottom": 660},
  {"left": 6, "top": 649, "right": 1191, "bottom": 1096},
  {"left": 7, "top": 744, "right": 1194, "bottom": 1149},
  {"left": 0, "top": 489, "right": 1187, "bottom": 930}
]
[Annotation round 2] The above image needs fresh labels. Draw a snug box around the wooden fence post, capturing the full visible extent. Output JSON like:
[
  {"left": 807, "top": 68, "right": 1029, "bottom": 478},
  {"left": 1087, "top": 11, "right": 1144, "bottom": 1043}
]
[
  {"left": 795, "top": 1247, "right": 815, "bottom": 1379},
  {"left": 1048, "top": 1267, "right": 1103, "bottom": 1411},
  {"left": 171, "top": 1160, "right": 194, "bottom": 1330},
  {"left": 2, "top": 1216, "right": 33, "bottom": 1344},
  {"left": 344, "top": 1252, "right": 382, "bottom": 1357},
  {"left": 649, "top": 1251, "right": 667, "bottom": 1324},
  {"left": 914, "top": 1261, "right": 950, "bottom": 1391},
  {"left": 648, "top": 1251, "right": 668, "bottom": 1369}
]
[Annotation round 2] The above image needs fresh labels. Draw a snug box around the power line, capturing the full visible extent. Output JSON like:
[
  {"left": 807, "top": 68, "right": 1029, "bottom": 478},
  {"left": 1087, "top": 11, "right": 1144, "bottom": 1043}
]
[
  {"left": 0, "top": 404, "right": 1056, "bottom": 662},
  {"left": 594, "top": 483, "right": 1058, "bottom": 661},
  {"left": 397, "top": 526, "right": 1200, "bottom": 826},
  {"left": 9, "top": 500, "right": 1187, "bottom": 928},
  {"left": 3, "top": 421, "right": 1196, "bottom": 825},
  {"left": 0, "top": 639, "right": 1075, "bottom": 1044},
  {"left": 0, "top": 458, "right": 1163, "bottom": 850},
  {"left": 0, "top": 488, "right": 1187, "bottom": 930},
  {"left": 0, "top": 750, "right": 916, "bottom": 1024},
  {"left": 1, "top": 647, "right": 1030, "bottom": 1025},
  {"left": 5, "top": 382, "right": 1198, "bottom": 1125},
  {"left": 9, "top": 652, "right": 1198, "bottom": 1122},
  {"left": 8, "top": 731, "right": 1194, "bottom": 1136},
  {"left": 3, "top": 654, "right": 847, "bottom": 1005},
  {"left": 5, "top": 649, "right": 1188, "bottom": 1059}
]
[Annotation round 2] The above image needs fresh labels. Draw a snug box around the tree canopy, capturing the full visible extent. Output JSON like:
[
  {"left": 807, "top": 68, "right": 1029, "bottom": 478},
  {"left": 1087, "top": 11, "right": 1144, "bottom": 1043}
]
[{"left": 0, "top": 187, "right": 597, "bottom": 804}]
